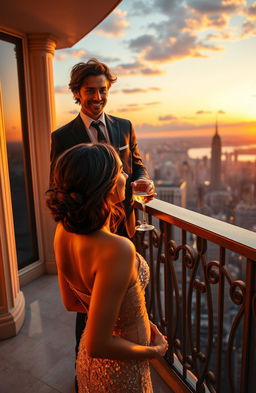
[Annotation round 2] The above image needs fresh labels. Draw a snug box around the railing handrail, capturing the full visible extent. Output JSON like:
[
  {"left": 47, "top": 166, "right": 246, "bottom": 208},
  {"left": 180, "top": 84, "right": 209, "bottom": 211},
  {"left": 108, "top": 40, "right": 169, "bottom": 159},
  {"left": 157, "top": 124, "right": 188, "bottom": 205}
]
[{"left": 137, "top": 198, "right": 256, "bottom": 260}]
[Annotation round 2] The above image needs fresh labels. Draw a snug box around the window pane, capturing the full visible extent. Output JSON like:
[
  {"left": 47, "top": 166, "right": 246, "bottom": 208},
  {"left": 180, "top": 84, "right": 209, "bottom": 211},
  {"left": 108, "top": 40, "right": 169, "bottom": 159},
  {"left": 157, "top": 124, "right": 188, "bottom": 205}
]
[{"left": 0, "top": 34, "right": 39, "bottom": 269}]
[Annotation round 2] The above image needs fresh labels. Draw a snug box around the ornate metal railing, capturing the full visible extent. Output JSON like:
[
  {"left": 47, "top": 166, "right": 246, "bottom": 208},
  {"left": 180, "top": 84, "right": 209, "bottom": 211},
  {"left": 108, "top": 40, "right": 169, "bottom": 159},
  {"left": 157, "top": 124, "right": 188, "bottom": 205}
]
[{"left": 133, "top": 199, "right": 256, "bottom": 393}]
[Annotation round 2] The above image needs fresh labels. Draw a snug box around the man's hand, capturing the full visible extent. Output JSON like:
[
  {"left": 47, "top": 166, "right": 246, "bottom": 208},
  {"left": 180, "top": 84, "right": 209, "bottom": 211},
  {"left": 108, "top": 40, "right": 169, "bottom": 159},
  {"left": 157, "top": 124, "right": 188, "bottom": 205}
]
[{"left": 131, "top": 179, "right": 157, "bottom": 202}]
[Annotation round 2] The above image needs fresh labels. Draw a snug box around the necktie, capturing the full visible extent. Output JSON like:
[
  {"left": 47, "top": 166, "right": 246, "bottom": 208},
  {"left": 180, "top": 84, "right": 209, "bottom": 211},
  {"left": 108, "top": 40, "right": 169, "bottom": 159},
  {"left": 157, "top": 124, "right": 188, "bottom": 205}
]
[{"left": 91, "top": 121, "right": 107, "bottom": 143}]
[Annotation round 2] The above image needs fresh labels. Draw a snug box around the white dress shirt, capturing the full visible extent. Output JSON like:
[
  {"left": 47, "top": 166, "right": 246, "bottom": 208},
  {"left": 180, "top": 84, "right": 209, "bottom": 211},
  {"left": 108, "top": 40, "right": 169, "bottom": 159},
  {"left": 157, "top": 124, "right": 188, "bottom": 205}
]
[{"left": 79, "top": 111, "right": 110, "bottom": 143}]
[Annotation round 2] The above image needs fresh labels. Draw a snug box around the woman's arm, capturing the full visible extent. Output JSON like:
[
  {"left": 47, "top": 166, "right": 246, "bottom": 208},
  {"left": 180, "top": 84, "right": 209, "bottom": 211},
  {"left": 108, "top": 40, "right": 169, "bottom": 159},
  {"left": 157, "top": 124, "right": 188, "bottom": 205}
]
[{"left": 84, "top": 237, "right": 167, "bottom": 360}]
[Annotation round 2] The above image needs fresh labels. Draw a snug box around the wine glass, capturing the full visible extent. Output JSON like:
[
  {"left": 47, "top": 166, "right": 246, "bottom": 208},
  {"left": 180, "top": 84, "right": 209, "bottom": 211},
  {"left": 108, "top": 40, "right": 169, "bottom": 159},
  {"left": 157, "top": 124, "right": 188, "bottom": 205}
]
[{"left": 133, "top": 188, "right": 155, "bottom": 232}]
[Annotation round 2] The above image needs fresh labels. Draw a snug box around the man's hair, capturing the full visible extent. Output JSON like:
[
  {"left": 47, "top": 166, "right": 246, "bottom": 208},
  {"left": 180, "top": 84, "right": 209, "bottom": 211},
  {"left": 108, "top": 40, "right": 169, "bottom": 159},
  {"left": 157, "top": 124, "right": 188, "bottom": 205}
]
[
  {"left": 69, "top": 58, "right": 117, "bottom": 104},
  {"left": 46, "top": 143, "right": 124, "bottom": 234}
]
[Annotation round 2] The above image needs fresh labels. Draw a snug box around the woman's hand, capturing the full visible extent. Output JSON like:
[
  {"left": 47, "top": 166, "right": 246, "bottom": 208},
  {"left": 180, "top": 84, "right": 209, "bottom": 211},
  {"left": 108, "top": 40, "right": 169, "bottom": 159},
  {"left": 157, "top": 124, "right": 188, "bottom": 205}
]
[{"left": 150, "top": 322, "right": 168, "bottom": 357}]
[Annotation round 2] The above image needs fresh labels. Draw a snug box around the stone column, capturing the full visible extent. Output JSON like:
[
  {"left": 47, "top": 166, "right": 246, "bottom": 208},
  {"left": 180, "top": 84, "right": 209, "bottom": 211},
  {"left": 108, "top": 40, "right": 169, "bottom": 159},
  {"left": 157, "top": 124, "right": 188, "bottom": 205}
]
[
  {"left": 28, "top": 34, "right": 57, "bottom": 274},
  {"left": 0, "top": 89, "right": 25, "bottom": 339}
]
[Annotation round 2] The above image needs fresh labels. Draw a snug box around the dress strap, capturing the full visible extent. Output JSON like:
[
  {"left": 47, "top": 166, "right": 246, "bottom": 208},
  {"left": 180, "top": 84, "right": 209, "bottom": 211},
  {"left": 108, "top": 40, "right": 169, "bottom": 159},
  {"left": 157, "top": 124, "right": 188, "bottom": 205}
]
[{"left": 64, "top": 275, "right": 89, "bottom": 313}]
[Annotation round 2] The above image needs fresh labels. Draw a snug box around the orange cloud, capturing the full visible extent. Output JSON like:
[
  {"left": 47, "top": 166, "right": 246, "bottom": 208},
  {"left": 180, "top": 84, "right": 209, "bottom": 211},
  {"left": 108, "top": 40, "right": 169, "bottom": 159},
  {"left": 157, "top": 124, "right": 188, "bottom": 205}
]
[
  {"left": 248, "top": 1, "right": 256, "bottom": 18},
  {"left": 114, "top": 101, "right": 161, "bottom": 113},
  {"left": 158, "top": 115, "right": 178, "bottom": 121},
  {"left": 112, "top": 61, "right": 164, "bottom": 76},
  {"left": 241, "top": 20, "right": 256, "bottom": 36},
  {"left": 95, "top": 9, "right": 129, "bottom": 37},
  {"left": 122, "top": 87, "right": 161, "bottom": 93},
  {"left": 55, "top": 49, "right": 120, "bottom": 63},
  {"left": 207, "top": 31, "right": 233, "bottom": 40},
  {"left": 196, "top": 110, "right": 213, "bottom": 114}
]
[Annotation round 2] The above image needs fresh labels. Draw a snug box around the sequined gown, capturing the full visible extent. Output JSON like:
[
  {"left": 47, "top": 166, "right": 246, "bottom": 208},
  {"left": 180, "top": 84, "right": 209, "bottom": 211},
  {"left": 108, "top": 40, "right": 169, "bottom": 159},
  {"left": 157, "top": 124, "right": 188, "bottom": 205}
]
[{"left": 76, "top": 253, "right": 153, "bottom": 392}]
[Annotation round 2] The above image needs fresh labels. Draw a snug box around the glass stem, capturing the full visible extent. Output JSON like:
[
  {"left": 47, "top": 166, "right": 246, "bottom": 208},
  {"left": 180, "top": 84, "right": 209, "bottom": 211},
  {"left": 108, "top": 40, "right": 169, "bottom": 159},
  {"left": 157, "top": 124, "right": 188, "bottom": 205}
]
[{"left": 142, "top": 203, "right": 147, "bottom": 225}]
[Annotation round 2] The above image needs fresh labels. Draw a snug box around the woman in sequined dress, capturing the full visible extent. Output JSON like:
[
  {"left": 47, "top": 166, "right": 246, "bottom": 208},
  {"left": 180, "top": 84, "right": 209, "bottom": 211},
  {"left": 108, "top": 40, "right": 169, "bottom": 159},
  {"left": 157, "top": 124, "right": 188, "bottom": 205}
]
[{"left": 47, "top": 143, "right": 168, "bottom": 393}]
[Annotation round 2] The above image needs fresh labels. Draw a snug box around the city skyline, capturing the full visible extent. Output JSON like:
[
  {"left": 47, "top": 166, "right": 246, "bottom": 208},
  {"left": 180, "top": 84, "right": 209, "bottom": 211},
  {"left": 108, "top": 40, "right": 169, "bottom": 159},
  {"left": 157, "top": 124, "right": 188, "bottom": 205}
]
[{"left": 53, "top": 0, "right": 256, "bottom": 140}]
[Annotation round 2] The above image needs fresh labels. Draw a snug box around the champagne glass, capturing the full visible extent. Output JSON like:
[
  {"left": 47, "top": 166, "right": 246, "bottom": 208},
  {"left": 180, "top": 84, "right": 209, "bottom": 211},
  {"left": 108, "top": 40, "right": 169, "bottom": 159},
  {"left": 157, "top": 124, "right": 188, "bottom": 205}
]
[{"left": 133, "top": 188, "right": 155, "bottom": 232}]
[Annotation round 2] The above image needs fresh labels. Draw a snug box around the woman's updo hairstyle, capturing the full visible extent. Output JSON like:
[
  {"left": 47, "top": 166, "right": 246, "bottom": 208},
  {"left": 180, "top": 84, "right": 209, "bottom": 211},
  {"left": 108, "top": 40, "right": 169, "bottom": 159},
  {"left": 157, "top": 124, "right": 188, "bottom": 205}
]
[{"left": 46, "top": 143, "right": 124, "bottom": 234}]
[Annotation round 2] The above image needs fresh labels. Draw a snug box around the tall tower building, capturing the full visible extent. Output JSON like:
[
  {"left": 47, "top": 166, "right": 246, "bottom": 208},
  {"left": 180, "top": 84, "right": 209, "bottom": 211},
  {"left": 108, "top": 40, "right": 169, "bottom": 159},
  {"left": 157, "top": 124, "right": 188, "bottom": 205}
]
[{"left": 210, "top": 120, "right": 222, "bottom": 190}]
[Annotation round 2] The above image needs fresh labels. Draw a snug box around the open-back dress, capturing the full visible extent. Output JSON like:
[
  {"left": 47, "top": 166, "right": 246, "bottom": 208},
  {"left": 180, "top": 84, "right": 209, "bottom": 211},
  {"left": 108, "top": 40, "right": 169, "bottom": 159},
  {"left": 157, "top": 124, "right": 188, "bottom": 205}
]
[{"left": 74, "top": 253, "right": 153, "bottom": 393}]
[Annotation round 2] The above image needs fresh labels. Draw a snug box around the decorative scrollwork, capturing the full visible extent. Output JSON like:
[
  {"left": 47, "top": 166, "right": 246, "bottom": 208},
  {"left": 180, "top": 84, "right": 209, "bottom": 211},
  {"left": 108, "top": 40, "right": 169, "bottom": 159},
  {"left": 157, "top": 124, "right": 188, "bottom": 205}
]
[
  {"left": 197, "top": 352, "right": 206, "bottom": 363},
  {"left": 184, "top": 247, "right": 198, "bottom": 269},
  {"left": 192, "top": 347, "right": 206, "bottom": 362},
  {"left": 159, "top": 253, "right": 165, "bottom": 264},
  {"left": 141, "top": 239, "right": 148, "bottom": 251},
  {"left": 229, "top": 280, "right": 246, "bottom": 305},
  {"left": 174, "top": 338, "right": 183, "bottom": 363},
  {"left": 151, "top": 227, "right": 161, "bottom": 248},
  {"left": 193, "top": 279, "right": 206, "bottom": 293},
  {"left": 174, "top": 339, "right": 193, "bottom": 369},
  {"left": 135, "top": 228, "right": 149, "bottom": 251},
  {"left": 205, "top": 371, "right": 216, "bottom": 393},
  {"left": 206, "top": 261, "right": 221, "bottom": 285},
  {"left": 174, "top": 244, "right": 198, "bottom": 269},
  {"left": 196, "top": 237, "right": 207, "bottom": 255},
  {"left": 168, "top": 239, "right": 177, "bottom": 258}
]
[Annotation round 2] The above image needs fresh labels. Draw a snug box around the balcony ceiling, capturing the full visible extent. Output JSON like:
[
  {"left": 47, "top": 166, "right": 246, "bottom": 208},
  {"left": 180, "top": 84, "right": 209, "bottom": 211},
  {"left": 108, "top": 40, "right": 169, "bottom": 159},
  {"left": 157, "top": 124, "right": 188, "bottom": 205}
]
[{"left": 1, "top": 0, "right": 122, "bottom": 49}]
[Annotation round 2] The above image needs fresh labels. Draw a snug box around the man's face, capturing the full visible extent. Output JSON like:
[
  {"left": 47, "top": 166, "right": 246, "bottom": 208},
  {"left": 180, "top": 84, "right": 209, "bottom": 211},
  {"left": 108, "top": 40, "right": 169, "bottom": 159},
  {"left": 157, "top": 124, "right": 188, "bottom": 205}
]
[{"left": 74, "top": 74, "right": 110, "bottom": 119}]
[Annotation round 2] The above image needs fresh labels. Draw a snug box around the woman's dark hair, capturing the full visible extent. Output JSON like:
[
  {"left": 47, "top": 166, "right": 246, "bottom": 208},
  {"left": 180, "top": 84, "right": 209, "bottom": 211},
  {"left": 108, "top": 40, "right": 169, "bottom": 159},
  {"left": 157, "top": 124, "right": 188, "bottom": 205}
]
[
  {"left": 69, "top": 58, "right": 117, "bottom": 104},
  {"left": 46, "top": 143, "right": 124, "bottom": 234}
]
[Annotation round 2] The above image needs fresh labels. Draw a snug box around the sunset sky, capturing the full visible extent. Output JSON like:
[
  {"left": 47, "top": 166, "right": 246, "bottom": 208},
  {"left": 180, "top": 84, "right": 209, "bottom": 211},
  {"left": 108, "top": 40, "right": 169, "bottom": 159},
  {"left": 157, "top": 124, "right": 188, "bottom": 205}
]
[{"left": 53, "top": 0, "right": 256, "bottom": 140}]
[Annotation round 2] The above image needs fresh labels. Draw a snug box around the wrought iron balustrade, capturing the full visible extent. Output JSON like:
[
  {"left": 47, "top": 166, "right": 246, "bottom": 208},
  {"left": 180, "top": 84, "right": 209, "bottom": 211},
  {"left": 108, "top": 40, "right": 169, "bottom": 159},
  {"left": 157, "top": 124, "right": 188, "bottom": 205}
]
[{"left": 133, "top": 198, "right": 256, "bottom": 393}]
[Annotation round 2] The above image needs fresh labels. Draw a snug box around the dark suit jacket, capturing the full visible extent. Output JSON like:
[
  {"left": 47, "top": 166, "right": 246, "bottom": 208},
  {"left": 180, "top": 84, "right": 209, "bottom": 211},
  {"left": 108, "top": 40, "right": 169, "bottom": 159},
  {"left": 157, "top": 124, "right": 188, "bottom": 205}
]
[{"left": 50, "top": 114, "right": 149, "bottom": 235}]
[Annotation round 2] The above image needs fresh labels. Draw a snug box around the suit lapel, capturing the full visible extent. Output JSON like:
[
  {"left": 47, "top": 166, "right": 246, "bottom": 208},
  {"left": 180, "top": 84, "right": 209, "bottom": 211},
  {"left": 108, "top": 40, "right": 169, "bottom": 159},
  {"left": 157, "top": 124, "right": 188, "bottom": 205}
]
[
  {"left": 70, "top": 115, "right": 91, "bottom": 144},
  {"left": 105, "top": 114, "right": 120, "bottom": 148}
]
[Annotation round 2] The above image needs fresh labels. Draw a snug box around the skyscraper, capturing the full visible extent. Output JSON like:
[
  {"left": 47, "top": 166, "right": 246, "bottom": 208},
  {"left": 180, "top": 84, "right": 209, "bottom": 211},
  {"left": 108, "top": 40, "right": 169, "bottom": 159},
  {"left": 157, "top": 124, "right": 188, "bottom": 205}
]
[{"left": 210, "top": 120, "right": 222, "bottom": 189}]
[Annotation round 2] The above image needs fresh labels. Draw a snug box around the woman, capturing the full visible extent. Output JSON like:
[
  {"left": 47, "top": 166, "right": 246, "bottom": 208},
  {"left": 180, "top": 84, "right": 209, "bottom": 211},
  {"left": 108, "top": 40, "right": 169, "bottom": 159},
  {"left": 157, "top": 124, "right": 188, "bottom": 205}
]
[{"left": 47, "top": 143, "right": 168, "bottom": 393}]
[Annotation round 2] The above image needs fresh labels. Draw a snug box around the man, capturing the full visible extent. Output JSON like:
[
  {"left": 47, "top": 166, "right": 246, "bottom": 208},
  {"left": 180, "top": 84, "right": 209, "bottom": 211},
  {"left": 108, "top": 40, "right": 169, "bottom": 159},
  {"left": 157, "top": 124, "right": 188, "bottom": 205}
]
[
  {"left": 51, "top": 59, "right": 154, "bottom": 235},
  {"left": 50, "top": 58, "right": 154, "bottom": 390}
]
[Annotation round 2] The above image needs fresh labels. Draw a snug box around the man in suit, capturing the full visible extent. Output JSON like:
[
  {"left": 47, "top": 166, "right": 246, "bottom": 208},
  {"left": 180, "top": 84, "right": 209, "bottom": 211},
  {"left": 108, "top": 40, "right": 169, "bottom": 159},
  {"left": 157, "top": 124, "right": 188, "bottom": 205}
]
[
  {"left": 50, "top": 59, "right": 154, "bottom": 235},
  {"left": 50, "top": 58, "right": 154, "bottom": 391}
]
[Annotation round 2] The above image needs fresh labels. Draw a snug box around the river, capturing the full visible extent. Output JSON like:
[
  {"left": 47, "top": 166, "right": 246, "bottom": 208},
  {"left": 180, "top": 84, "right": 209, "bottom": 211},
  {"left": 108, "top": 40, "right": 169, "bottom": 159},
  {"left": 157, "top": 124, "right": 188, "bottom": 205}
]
[{"left": 188, "top": 144, "right": 256, "bottom": 162}]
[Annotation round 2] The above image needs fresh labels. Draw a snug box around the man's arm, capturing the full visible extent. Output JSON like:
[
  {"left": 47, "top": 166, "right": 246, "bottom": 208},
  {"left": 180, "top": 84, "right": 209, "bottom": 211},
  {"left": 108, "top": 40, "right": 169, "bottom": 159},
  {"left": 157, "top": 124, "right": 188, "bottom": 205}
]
[
  {"left": 129, "top": 121, "right": 149, "bottom": 182},
  {"left": 49, "top": 132, "right": 65, "bottom": 186},
  {"left": 129, "top": 122, "right": 156, "bottom": 198}
]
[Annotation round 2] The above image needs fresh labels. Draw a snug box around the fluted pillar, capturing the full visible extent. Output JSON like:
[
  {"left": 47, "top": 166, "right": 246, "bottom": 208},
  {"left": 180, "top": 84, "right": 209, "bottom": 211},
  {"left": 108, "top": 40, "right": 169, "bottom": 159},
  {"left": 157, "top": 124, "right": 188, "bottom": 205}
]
[
  {"left": 0, "top": 90, "right": 25, "bottom": 339},
  {"left": 28, "top": 34, "right": 57, "bottom": 273}
]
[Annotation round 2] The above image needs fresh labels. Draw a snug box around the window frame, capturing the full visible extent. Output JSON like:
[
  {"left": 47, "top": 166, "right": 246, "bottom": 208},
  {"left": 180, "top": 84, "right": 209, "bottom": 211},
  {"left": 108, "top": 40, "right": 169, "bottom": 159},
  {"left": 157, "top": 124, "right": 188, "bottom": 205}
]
[{"left": 0, "top": 32, "right": 39, "bottom": 269}]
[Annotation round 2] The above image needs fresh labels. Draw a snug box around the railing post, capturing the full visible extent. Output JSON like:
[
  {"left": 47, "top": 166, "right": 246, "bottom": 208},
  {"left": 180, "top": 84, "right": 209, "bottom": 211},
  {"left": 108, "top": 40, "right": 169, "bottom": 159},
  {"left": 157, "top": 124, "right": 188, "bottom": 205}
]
[
  {"left": 164, "top": 222, "right": 174, "bottom": 364},
  {"left": 240, "top": 259, "right": 256, "bottom": 393}
]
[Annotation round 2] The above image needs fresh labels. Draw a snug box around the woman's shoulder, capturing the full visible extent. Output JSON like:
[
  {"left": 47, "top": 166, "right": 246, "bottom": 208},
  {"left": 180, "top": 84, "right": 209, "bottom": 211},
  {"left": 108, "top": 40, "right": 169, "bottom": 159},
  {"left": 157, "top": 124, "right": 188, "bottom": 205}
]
[
  {"left": 105, "top": 232, "right": 135, "bottom": 255},
  {"left": 98, "top": 232, "right": 136, "bottom": 269}
]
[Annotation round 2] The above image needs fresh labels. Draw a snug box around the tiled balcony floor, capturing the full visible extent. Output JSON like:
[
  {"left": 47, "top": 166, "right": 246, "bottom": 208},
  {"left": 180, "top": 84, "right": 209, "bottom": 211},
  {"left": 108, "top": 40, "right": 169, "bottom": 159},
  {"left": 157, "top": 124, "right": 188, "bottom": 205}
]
[{"left": 0, "top": 275, "right": 172, "bottom": 393}]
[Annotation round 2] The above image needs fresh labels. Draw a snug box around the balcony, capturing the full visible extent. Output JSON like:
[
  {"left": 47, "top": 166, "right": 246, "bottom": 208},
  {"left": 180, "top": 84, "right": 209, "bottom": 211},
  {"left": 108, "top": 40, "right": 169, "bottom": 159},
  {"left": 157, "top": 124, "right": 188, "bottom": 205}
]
[{"left": 0, "top": 199, "right": 255, "bottom": 393}]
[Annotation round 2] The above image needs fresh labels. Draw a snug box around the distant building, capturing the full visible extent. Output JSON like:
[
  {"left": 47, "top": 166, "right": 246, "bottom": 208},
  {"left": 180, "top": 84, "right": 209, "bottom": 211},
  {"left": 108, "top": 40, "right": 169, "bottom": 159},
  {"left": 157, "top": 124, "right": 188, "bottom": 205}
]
[
  {"left": 155, "top": 180, "right": 187, "bottom": 207},
  {"left": 205, "top": 189, "right": 232, "bottom": 217},
  {"left": 143, "top": 151, "right": 154, "bottom": 178},
  {"left": 234, "top": 202, "right": 256, "bottom": 230},
  {"left": 178, "top": 160, "right": 196, "bottom": 208},
  {"left": 210, "top": 120, "right": 222, "bottom": 190}
]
